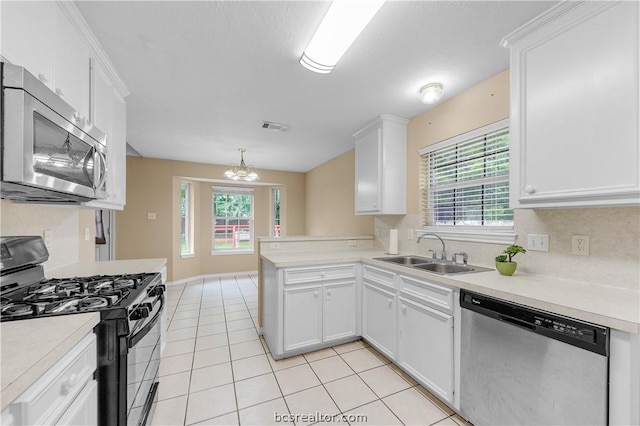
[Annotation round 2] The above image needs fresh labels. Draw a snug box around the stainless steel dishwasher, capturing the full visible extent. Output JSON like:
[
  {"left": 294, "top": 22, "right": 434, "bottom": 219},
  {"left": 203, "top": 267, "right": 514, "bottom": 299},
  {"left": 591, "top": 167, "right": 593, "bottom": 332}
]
[{"left": 459, "top": 290, "right": 609, "bottom": 426}]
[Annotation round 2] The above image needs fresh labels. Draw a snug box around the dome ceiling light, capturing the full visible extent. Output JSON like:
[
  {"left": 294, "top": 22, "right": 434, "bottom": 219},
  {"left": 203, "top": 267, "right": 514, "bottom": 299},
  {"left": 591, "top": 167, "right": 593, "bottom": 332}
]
[{"left": 419, "top": 82, "right": 444, "bottom": 104}]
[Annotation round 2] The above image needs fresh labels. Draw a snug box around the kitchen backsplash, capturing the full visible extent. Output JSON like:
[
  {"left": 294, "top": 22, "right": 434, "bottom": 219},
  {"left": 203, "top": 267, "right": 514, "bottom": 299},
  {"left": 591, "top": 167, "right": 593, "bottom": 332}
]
[
  {"left": 0, "top": 200, "right": 95, "bottom": 272},
  {"left": 375, "top": 207, "right": 640, "bottom": 291}
]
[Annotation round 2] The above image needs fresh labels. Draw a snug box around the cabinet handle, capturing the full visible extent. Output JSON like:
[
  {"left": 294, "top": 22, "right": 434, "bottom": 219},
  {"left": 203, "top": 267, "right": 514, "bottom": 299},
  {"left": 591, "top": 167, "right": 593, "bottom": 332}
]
[
  {"left": 38, "top": 73, "right": 48, "bottom": 83},
  {"left": 55, "top": 87, "right": 65, "bottom": 97},
  {"left": 72, "top": 113, "right": 81, "bottom": 122},
  {"left": 314, "top": 291, "right": 318, "bottom": 298},
  {"left": 388, "top": 298, "right": 392, "bottom": 306},
  {"left": 373, "top": 203, "right": 377, "bottom": 208},
  {"left": 524, "top": 185, "right": 536, "bottom": 195},
  {"left": 401, "top": 304, "right": 406, "bottom": 314},
  {"left": 61, "top": 373, "right": 79, "bottom": 395},
  {"left": 327, "top": 289, "right": 331, "bottom": 296}
]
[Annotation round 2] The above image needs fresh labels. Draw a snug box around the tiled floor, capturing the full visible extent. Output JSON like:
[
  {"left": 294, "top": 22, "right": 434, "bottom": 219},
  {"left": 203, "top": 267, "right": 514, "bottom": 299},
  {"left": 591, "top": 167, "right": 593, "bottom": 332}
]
[{"left": 152, "top": 274, "right": 472, "bottom": 426}]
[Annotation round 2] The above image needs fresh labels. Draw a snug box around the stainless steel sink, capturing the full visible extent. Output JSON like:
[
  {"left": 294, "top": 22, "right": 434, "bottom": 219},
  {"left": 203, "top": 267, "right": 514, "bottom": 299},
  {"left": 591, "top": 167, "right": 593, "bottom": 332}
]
[
  {"left": 374, "top": 256, "right": 434, "bottom": 265},
  {"left": 413, "top": 263, "right": 476, "bottom": 274},
  {"left": 374, "top": 256, "right": 491, "bottom": 275}
]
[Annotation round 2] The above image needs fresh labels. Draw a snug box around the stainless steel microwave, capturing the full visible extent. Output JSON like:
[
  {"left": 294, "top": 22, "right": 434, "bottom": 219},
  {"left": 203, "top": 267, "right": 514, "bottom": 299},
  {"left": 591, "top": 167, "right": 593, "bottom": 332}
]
[{"left": 0, "top": 62, "right": 107, "bottom": 203}]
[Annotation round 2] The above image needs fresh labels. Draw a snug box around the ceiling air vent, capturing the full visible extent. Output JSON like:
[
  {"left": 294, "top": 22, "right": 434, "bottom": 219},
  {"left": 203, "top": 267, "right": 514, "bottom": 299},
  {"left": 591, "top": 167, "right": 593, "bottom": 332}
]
[{"left": 261, "top": 121, "right": 289, "bottom": 132}]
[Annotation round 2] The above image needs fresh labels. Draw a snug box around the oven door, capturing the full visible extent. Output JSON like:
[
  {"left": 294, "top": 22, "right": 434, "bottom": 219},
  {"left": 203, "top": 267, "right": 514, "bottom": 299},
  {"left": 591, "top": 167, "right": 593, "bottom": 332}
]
[
  {"left": 1, "top": 64, "right": 107, "bottom": 202},
  {"left": 126, "top": 293, "right": 163, "bottom": 426}
]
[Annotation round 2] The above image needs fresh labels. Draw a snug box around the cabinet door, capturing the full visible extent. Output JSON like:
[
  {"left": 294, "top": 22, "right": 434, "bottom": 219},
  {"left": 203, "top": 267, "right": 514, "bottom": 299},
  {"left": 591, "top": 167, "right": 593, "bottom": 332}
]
[
  {"left": 0, "top": 1, "right": 51, "bottom": 85},
  {"left": 86, "top": 60, "right": 127, "bottom": 209},
  {"left": 283, "top": 284, "right": 322, "bottom": 352},
  {"left": 53, "top": 6, "right": 90, "bottom": 118},
  {"left": 508, "top": 1, "right": 639, "bottom": 208},
  {"left": 323, "top": 280, "right": 356, "bottom": 343},
  {"left": 362, "top": 282, "right": 396, "bottom": 360},
  {"left": 398, "top": 297, "right": 454, "bottom": 404},
  {"left": 355, "top": 127, "right": 382, "bottom": 214},
  {"left": 55, "top": 380, "right": 97, "bottom": 425}
]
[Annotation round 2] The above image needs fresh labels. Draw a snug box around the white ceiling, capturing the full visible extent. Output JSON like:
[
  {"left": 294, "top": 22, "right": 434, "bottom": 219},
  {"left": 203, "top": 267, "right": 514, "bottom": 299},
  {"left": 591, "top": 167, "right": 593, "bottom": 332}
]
[{"left": 76, "top": 1, "right": 556, "bottom": 173}]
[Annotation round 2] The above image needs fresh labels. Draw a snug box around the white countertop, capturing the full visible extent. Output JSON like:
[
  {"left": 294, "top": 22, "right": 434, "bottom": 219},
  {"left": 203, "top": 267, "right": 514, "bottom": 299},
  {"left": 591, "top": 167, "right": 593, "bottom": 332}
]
[
  {"left": 1, "top": 313, "right": 100, "bottom": 410},
  {"left": 261, "top": 249, "right": 640, "bottom": 334},
  {"left": 47, "top": 258, "right": 167, "bottom": 278},
  {"left": 1, "top": 258, "right": 167, "bottom": 409}
]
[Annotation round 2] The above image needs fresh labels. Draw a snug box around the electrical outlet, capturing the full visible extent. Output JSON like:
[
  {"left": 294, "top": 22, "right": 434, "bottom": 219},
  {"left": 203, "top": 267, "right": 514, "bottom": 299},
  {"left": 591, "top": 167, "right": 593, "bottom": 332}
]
[
  {"left": 375, "top": 227, "right": 381, "bottom": 237},
  {"left": 407, "top": 229, "right": 414, "bottom": 240},
  {"left": 43, "top": 230, "right": 52, "bottom": 246},
  {"left": 571, "top": 235, "right": 590, "bottom": 256},
  {"left": 348, "top": 240, "right": 357, "bottom": 246},
  {"left": 527, "top": 234, "right": 549, "bottom": 252},
  {"left": 84, "top": 227, "right": 91, "bottom": 241},
  {"left": 269, "top": 242, "right": 280, "bottom": 249},
  {"left": 147, "top": 212, "right": 157, "bottom": 220}
]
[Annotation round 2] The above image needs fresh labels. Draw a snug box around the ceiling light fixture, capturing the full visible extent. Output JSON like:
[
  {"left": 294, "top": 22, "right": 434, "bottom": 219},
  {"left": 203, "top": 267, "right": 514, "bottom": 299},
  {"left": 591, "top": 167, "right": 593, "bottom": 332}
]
[
  {"left": 419, "top": 83, "right": 444, "bottom": 104},
  {"left": 224, "top": 149, "right": 259, "bottom": 182},
  {"left": 300, "top": 0, "right": 385, "bottom": 74}
]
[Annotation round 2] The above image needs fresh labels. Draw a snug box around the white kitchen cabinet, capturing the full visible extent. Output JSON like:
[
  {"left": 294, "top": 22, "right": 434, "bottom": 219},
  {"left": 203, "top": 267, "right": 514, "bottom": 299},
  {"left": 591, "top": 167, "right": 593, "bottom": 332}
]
[
  {"left": 323, "top": 280, "right": 357, "bottom": 343},
  {"left": 0, "top": 333, "right": 97, "bottom": 426},
  {"left": 354, "top": 115, "right": 408, "bottom": 215},
  {"left": 362, "top": 281, "right": 396, "bottom": 360},
  {"left": 503, "top": 1, "right": 640, "bottom": 208},
  {"left": 262, "top": 262, "right": 358, "bottom": 359},
  {"left": 0, "top": 2, "right": 91, "bottom": 119},
  {"left": 283, "top": 284, "right": 323, "bottom": 352},
  {"left": 398, "top": 296, "right": 454, "bottom": 405},
  {"left": 86, "top": 59, "right": 127, "bottom": 210}
]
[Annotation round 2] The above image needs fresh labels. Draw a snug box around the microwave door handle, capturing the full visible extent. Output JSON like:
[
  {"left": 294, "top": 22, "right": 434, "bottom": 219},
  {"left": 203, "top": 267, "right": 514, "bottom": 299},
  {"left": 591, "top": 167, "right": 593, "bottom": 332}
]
[
  {"left": 95, "top": 147, "right": 107, "bottom": 192},
  {"left": 83, "top": 146, "right": 96, "bottom": 187}
]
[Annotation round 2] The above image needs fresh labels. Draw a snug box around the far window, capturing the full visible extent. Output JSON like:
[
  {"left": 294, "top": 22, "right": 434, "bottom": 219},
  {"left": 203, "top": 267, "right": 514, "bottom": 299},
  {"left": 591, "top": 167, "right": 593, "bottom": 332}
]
[
  {"left": 272, "top": 188, "right": 281, "bottom": 237},
  {"left": 212, "top": 186, "right": 254, "bottom": 253},
  {"left": 180, "top": 182, "right": 193, "bottom": 256},
  {"left": 419, "top": 119, "right": 513, "bottom": 240}
]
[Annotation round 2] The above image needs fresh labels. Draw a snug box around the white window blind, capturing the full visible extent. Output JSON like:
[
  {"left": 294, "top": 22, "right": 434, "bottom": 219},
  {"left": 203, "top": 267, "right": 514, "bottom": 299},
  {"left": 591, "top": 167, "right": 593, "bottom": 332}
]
[{"left": 420, "top": 120, "right": 513, "bottom": 230}]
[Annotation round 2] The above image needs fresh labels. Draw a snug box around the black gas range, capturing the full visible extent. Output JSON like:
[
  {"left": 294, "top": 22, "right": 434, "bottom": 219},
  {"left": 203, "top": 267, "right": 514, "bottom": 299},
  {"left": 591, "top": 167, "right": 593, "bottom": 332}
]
[{"left": 0, "top": 236, "right": 164, "bottom": 426}]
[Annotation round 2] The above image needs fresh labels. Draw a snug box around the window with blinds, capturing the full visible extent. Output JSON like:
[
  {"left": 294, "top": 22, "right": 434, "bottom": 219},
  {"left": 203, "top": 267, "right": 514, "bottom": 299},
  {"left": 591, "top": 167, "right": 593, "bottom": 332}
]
[{"left": 420, "top": 120, "right": 513, "bottom": 231}]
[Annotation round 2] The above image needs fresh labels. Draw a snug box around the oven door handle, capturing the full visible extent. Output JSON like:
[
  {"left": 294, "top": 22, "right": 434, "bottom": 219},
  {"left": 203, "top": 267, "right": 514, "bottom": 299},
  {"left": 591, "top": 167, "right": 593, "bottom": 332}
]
[{"left": 128, "top": 294, "right": 164, "bottom": 349}]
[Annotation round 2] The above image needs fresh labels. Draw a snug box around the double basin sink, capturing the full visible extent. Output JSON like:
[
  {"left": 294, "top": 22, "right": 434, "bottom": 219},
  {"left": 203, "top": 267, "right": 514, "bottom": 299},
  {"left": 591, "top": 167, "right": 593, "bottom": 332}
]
[{"left": 373, "top": 255, "right": 492, "bottom": 275}]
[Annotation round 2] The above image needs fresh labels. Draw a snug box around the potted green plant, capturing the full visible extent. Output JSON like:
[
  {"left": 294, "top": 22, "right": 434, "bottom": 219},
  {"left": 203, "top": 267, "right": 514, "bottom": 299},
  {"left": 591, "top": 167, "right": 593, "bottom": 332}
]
[{"left": 495, "top": 245, "right": 527, "bottom": 276}]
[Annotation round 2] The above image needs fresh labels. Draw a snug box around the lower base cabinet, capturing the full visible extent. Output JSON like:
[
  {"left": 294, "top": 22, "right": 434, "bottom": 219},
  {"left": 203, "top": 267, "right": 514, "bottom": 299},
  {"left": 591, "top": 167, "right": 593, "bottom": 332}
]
[
  {"left": 398, "top": 296, "right": 454, "bottom": 404},
  {"left": 284, "top": 284, "right": 323, "bottom": 352},
  {"left": 362, "top": 282, "right": 396, "bottom": 360},
  {"left": 323, "top": 281, "right": 357, "bottom": 343}
]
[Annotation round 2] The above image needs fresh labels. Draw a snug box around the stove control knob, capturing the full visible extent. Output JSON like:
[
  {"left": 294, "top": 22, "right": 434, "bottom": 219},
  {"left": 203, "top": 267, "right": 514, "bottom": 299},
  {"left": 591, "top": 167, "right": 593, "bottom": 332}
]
[
  {"left": 130, "top": 305, "right": 150, "bottom": 320},
  {"left": 148, "top": 284, "right": 166, "bottom": 297}
]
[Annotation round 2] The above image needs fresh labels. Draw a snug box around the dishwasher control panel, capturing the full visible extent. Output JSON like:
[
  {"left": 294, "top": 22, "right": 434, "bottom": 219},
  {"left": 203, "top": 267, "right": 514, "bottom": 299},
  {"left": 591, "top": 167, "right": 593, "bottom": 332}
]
[{"left": 460, "top": 290, "right": 609, "bottom": 356}]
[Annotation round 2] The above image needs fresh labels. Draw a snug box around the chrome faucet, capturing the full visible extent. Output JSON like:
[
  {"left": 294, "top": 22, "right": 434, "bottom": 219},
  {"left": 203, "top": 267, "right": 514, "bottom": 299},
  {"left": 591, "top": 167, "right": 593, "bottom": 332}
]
[{"left": 416, "top": 233, "right": 446, "bottom": 261}]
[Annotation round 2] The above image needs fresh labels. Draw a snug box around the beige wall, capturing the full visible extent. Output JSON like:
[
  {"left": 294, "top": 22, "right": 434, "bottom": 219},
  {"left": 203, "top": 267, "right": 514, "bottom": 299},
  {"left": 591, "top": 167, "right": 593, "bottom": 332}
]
[
  {"left": 116, "top": 156, "right": 306, "bottom": 281},
  {"left": 0, "top": 199, "right": 95, "bottom": 272},
  {"left": 305, "top": 149, "right": 374, "bottom": 236}
]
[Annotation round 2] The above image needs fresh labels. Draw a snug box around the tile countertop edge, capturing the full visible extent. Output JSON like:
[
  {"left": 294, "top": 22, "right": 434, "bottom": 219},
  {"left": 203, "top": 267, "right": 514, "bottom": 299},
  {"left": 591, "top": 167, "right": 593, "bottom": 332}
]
[
  {"left": 257, "top": 235, "right": 374, "bottom": 243},
  {"left": 45, "top": 258, "right": 167, "bottom": 278},
  {"left": 1, "top": 312, "right": 100, "bottom": 410},
  {"left": 261, "top": 250, "right": 640, "bottom": 334}
]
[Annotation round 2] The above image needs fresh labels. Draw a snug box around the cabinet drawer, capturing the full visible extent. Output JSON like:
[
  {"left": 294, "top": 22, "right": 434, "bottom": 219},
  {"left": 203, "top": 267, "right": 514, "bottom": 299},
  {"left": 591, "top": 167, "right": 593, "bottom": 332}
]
[
  {"left": 9, "top": 333, "right": 97, "bottom": 425},
  {"left": 398, "top": 275, "right": 453, "bottom": 313},
  {"left": 284, "top": 264, "right": 355, "bottom": 284},
  {"left": 362, "top": 264, "right": 396, "bottom": 290}
]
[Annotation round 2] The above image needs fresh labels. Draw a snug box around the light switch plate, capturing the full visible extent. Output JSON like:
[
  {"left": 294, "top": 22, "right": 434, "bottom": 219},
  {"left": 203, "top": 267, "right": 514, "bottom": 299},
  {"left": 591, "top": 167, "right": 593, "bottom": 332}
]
[
  {"left": 147, "top": 212, "right": 157, "bottom": 220},
  {"left": 527, "top": 234, "right": 549, "bottom": 252}
]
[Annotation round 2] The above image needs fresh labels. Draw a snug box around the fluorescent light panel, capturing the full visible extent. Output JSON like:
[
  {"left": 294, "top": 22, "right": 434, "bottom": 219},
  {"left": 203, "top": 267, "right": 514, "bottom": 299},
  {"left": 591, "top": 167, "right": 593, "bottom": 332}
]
[{"left": 300, "top": 0, "right": 385, "bottom": 74}]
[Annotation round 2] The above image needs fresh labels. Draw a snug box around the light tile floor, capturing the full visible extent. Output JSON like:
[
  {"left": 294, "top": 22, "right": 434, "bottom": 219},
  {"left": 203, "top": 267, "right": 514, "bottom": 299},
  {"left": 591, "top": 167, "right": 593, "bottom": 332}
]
[{"left": 152, "top": 274, "right": 473, "bottom": 426}]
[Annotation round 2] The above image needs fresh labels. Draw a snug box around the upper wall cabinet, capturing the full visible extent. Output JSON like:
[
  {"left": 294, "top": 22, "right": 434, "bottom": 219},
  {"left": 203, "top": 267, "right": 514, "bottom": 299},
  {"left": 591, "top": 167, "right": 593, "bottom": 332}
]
[
  {"left": 503, "top": 1, "right": 640, "bottom": 208},
  {"left": 354, "top": 115, "right": 408, "bottom": 215},
  {"left": 1, "top": 1, "right": 130, "bottom": 209},
  {"left": 1, "top": 2, "right": 90, "bottom": 119}
]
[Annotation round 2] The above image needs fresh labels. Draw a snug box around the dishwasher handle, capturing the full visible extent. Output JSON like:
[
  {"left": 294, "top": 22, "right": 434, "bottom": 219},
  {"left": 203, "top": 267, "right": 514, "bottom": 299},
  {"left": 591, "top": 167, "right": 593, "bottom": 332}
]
[{"left": 499, "top": 315, "right": 535, "bottom": 331}]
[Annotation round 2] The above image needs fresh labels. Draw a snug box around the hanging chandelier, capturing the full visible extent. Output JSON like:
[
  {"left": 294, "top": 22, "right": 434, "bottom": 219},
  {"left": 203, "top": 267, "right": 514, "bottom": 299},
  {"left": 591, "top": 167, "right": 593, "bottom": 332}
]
[{"left": 224, "top": 149, "right": 259, "bottom": 182}]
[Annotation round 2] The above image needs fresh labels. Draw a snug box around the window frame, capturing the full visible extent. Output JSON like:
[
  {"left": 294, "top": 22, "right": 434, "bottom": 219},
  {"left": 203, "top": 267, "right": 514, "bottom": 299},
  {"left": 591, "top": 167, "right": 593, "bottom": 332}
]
[
  {"left": 271, "top": 187, "right": 281, "bottom": 237},
  {"left": 211, "top": 186, "right": 255, "bottom": 255},
  {"left": 418, "top": 118, "right": 516, "bottom": 245},
  {"left": 180, "top": 181, "right": 194, "bottom": 258}
]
